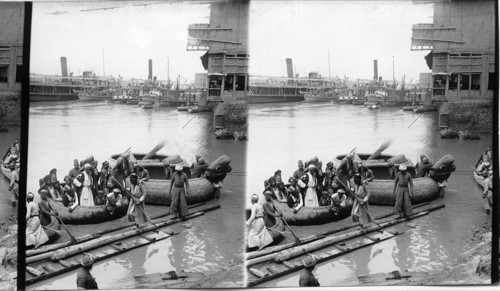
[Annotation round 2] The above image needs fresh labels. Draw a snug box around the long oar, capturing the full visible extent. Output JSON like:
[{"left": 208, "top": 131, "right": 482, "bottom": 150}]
[
  {"left": 46, "top": 200, "right": 78, "bottom": 244},
  {"left": 267, "top": 228, "right": 285, "bottom": 235},
  {"left": 111, "top": 178, "right": 158, "bottom": 228},
  {"left": 335, "top": 178, "right": 381, "bottom": 228},
  {"left": 48, "top": 202, "right": 78, "bottom": 244},
  {"left": 271, "top": 200, "right": 302, "bottom": 245}
]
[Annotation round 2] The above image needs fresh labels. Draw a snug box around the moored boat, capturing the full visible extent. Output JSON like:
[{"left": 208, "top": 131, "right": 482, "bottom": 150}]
[
  {"left": 1, "top": 164, "right": 12, "bottom": 181},
  {"left": 141, "top": 103, "right": 155, "bottom": 109},
  {"left": 49, "top": 198, "right": 129, "bottom": 225},
  {"left": 273, "top": 201, "right": 352, "bottom": 225},
  {"left": 126, "top": 98, "right": 140, "bottom": 105},
  {"left": 352, "top": 98, "right": 366, "bottom": 105},
  {"left": 367, "top": 104, "right": 379, "bottom": 109},
  {"left": 473, "top": 172, "right": 487, "bottom": 189},
  {"left": 333, "top": 153, "right": 416, "bottom": 178}
]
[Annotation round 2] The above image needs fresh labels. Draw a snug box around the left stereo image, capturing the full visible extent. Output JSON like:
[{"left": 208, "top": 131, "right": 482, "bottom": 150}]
[
  {"left": 7, "top": 1, "right": 248, "bottom": 289},
  {"left": 0, "top": 2, "right": 24, "bottom": 290}
]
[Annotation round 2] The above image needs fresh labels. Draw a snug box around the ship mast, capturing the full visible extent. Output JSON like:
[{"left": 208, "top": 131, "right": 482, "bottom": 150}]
[{"left": 103, "top": 49, "right": 105, "bottom": 76}]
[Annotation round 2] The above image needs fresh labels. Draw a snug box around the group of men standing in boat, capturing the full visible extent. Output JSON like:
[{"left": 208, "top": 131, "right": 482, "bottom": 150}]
[{"left": 247, "top": 153, "right": 425, "bottom": 251}]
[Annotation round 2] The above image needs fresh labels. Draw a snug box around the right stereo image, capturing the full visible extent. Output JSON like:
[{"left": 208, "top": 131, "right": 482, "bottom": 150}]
[{"left": 244, "top": 0, "right": 495, "bottom": 287}]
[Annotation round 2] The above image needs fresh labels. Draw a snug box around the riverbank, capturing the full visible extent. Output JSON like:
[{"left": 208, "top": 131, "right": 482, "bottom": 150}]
[
  {"left": 413, "top": 220, "right": 492, "bottom": 285},
  {"left": 439, "top": 101, "right": 492, "bottom": 137},
  {"left": 0, "top": 223, "right": 18, "bottom": 291},
  {"left": 0, "top": 97, "right": 21, "bottom": 131},
  {"left": 214, "top": 102, "right": 248, "bottom": 140}
]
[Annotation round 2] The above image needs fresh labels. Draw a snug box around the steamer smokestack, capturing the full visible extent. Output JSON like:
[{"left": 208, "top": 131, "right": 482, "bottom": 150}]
[
  {"left": 373, "top": 59, "right": 378, "bottom": 81},
  {"left": 286, "top": 58, "right": 293, "bottom": 79},
  {"left": 60, "top": 57, "right": 68, "bottom": 77},
  {"left": 148, "top": 59, "right": 153, "bottom": 80}
]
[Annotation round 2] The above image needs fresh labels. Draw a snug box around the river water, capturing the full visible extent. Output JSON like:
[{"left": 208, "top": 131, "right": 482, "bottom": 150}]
[
  {"left": 246, "top": 102, "right": 492, "bottom": 286},
  {"left": 26, "top": 101, "right": 246, "bottom": 289}
]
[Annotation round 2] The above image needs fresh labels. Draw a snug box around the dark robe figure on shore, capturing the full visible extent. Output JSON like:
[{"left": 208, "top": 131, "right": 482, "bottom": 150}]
[
  {"left": 77, "top": 254, "right": 98, "bottom": 289},
  {"left": 393, "top": 164, "right": 413, "bottom": 219},
  {"left": 299, "top": 256, "right": 320, "bottom": 287},
  {"left": 169, "top": 165, "right": 189, "bottom": 219}
]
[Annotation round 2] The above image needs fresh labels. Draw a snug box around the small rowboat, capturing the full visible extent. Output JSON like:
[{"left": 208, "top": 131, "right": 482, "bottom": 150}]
[
  {"left": 367, "top": 104, "right": 379, "bottom": 109},
  {"left": 1, "top": 164, "right": 11, "bottom": 181},
  {"left": 473, "top": 172, "right": 487, "bottom": 189},
  {"left": 273, "top": 201, "right": 352, "bottom": 226},
  {"left": 49, "top": 198, "right": 129, "bottom": 225},
  {"left": 141, "top": 103, "right": 155, "bottom": 109}
]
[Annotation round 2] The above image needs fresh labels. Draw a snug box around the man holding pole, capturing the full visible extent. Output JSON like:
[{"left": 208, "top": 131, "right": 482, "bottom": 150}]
[{"left": 127, "top": 173, "right": 147, "bottom": 228}]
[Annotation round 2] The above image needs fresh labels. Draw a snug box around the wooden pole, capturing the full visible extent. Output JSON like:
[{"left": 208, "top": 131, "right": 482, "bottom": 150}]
[
  {"left": 26, "top": 204, "right": 219, "bottom": 264},
  {"left": 27, "top": 202, "right": 206, "bottom": 257},
  {"left": 246, "top": 204, "right": 444, "bottom": 267},
  {"left": 244, "top": 201, "right": 431, "bottom": 261},
  {"left": 274, "top": 205, "right": 443, "bottom": 263}
]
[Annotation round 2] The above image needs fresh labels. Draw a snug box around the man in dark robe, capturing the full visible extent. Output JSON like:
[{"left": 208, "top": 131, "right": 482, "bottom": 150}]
[
  {"left": 299, "top": 256, "right": 320, "bottom": 287},
  {"left": 76, "top": 254, "right": 98, "bottom": 289}
]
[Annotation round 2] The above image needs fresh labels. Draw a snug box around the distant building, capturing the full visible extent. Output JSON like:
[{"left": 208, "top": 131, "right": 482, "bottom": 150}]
[
  {"left": 194, "top": 73, "right": 207, "bottom": 89},
  {"left": 187, "top": 0, "right": 249, "bottom": 103},
  {"left": 419, "top": 72, "right": 432, "bottom": 89},
  {"left": 0, "top": 3, "right": 24, "bottom": 98},
  {"left": 411, "top": 0, "right": 495, "bottom": 102}
]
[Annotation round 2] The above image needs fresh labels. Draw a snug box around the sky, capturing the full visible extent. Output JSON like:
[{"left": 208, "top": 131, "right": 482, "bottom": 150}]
[
  {"left": 249, "top": 0, "right": 434, "bottom": 82},
  {"left": 30, "top": 1, "right": 210, "bottom": 81},
  {"left": 31, "top": 1, "right": 434, "bottom": 83}
]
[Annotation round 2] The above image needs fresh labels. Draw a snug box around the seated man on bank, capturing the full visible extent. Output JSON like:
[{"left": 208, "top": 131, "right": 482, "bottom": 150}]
[
  {"left": 107, "top": 188, "right": 124, "bottom": 207},
  {"left": 358, "top": 163, "right": 374, "bottom": 184},
  {"left": 286, "top": 177, "right": 303, "bottom": 210},
  {"left": 264, "top": 177, "right": 287, "bottom": 202},
  {"left": 62, "top": 185, "right": 79, "bottom": 210},
  {"left": 476, "top": 160, "right": 492, "bottom": 178},
  {"left": 319, "top": 191, "right": 332, "bottom": 206},
  {"left": 94, "top": 190, "right": 108, "bottom": 206},
  {"left": 330, "top": 188, "right": 352, "bottom": 208}
]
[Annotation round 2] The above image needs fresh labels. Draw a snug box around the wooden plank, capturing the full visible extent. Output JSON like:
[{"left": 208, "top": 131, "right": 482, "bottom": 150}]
[
  {"left": 110, "top": 243, "right": 125, "bottom": 251},
  {"left": 281, "top": 260, "right": 296, "bottom": 269},
  {"left": 364, "top": 231, "right": 394, "bottom": 242},
  {"left": 244, "top": 202, "right": 431, "bottom": 262},
  {"left": 57, "top": 259, "right": 71, "bottom": 268},
  {"left": 247, "top": 230, "right": 404, "bottom": 287},
  {"left": 248, "top": 267, "right": 267, "bottom": 278},
  {"left": 27, "top": 204, "right": 219, "bottom": 265},
  {"left": 26, "top": 203, "right": 206, "bottom": 258},
  {"left": 25, "top": 205, "right": 220, "bottom": 287},
  {"left": 273, "top": 207, "right": 440, "bottom": 263},
  {"left": 26, "top": 266, "right": 44, "bottom": 277}
]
